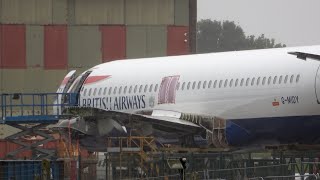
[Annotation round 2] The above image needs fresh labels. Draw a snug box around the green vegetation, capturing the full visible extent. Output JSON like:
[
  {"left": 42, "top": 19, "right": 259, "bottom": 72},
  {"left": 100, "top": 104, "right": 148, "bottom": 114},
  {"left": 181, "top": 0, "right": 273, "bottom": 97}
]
[{"left": 197, "top": 19, "right": 286, "bottom": 53}]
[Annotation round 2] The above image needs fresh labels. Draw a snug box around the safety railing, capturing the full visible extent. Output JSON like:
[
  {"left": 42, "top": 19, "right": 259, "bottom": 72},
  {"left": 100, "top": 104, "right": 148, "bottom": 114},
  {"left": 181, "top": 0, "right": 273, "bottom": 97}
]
[{"left": 0, "top": 93, "right": 78, "bottom": 123}]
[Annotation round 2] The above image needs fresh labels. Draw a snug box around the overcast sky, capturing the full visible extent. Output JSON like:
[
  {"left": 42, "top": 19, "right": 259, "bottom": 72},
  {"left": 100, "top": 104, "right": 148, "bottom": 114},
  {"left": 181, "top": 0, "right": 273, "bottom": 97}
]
[{"left": 197, "top": 0, "right": 320, "bottom": 47}]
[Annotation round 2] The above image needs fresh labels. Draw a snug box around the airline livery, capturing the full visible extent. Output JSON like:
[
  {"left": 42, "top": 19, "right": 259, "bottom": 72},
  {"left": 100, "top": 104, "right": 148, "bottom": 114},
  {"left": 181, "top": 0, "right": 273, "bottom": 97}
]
[{"left": 55, "top": 45, "right": 320, "bottom": 151}]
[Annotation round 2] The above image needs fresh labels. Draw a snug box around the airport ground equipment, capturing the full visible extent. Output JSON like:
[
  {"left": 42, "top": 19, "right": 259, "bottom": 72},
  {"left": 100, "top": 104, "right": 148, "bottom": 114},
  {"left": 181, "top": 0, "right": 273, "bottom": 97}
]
[{"left": 0, "top": 93, "right": 77, "bottom": 159}]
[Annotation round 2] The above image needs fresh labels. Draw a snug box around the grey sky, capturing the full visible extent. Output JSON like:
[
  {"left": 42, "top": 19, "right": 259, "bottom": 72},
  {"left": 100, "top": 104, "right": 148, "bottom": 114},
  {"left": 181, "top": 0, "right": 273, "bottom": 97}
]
[{"left": 197, "top": 0, "right": 320, "bottom": 47}]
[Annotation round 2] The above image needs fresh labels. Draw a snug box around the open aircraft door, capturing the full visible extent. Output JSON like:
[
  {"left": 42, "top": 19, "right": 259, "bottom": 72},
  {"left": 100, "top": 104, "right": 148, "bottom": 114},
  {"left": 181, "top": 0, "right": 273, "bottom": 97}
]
[
  {"left": 315, "top": 65, "right": 320, "bottom": 104},
  {"left": 54, "top": 70, "right": 77, "bottom": 115}
]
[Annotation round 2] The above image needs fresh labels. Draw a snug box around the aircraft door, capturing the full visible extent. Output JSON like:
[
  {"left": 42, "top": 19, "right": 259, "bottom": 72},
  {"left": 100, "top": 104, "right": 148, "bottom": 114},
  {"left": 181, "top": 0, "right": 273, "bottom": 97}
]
[
  {"left": 315, "top": 65, "right": 320, "bottom": 104},
  {"left": 54, "top": 70, "right": 77, "bottom": 115}
]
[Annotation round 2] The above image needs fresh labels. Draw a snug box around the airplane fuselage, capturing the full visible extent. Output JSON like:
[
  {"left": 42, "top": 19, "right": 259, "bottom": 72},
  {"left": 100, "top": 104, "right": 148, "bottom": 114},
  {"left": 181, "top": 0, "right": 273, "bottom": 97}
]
[{"left": 61, "top": 45, "right": 320, "bottom": 147}]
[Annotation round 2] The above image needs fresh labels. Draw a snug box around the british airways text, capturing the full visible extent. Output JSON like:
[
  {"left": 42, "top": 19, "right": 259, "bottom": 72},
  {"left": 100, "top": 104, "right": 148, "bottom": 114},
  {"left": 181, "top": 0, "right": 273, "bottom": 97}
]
[{"left": 82, "top": 95, "right": 146, "bottom": 110}]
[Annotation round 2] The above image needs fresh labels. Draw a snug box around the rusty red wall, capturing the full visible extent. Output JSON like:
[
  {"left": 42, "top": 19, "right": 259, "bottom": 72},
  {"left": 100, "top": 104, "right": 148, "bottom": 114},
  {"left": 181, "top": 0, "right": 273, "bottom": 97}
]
[
  {"left": 0, "top": 25, "right": 26, "bottom": 68},
  {"left": 167, "top": 26, "right": 189, "bottom": 56},
  {"left": 100, "top": 26, "right": 126, "bottom": 62},
  {"left": 44, "top": 25, "right": 68, "bottom": 69}
]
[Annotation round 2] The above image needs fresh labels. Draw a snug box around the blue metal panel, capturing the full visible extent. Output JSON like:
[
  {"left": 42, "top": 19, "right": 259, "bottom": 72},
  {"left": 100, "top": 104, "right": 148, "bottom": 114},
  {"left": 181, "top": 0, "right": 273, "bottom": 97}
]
[{"left": 0, "top": 160, "right": 62, "bottom": 180}]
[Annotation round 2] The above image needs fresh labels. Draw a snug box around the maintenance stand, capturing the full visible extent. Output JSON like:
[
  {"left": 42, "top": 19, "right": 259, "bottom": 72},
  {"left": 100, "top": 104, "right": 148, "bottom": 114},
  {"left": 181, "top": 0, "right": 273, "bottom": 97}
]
[{"left": 0, "top": 93, "right": 76, "bottom": 159}]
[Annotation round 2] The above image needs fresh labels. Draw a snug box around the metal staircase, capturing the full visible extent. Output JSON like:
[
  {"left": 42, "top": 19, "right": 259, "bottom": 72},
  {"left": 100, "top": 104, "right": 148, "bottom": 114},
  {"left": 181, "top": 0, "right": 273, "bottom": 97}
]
[{"left": 0, "top": 93, "right": 77, "bottom": 159}]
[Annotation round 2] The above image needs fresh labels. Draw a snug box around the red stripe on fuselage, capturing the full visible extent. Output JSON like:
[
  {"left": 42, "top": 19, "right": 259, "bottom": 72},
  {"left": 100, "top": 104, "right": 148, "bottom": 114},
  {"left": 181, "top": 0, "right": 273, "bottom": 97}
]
[{"left": 84, "top": 75, "right": 111, "bottom": 84}]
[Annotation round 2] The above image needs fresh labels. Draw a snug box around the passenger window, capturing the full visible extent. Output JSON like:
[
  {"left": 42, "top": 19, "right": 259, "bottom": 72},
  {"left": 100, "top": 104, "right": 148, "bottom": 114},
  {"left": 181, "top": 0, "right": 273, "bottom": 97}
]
[
  {"left": 224, "top": 79, "right": 228, "bottom": 87},
  {"left": 134, "top": 85, "right": 138, "bottom": 93},
  {"left": 284, "top": 75, "right": 288, "bottom": 83},
  {"left": 129, "top": 86, "right": 132, "bottom": 94},
  {"left": 187, "top": 82, "right": 191, "bottom": 90},
  {"left": 119, "top": 86, "right": 122, "bottom": 94},
  {"left": 296, "top": 74, "right": 300, "bottom": 83},
  {"left": 198, "top": 81, "right": 201, "bottom": 89},
  {"left": 235, "top": 79, "right": 239, "bottom": 87},
  {"left": 229, "top": 79, "right": 233, "bottom": 87},
  {"left": 139, "top": 85, "right": 143, "bottom": 93},
  {"left": 290, "top": 75, "right": 294, "bottom": 83},
  {"left": 144, "top": 85, "right": 148, "bottom": 92},
  {"left": 208, "top": 80, "right": 212, "bottom": 88},
  {"left": 103, "top": 87, "right": 107, "bottom": 95},
  {"left": 279, "top": 76, "right": 283, "bottom": 84},
  {"left": 93, "top": 88, "right": 97, "bottom": 96},
  {"left": 246, "top": 78, "right": 250, "bottom": 86},
  {"left": 124, "top": 86, "right": 127, "bottom": 94},
  {"left": 262, "top": 77, "right": 266, "bottom": 85},
  {"left": 192, "top": 81, "right": 196, "bottom": 89},
  {"left": 182, "top": 82, "right": 185, "bottom": 90},
  {"left": 214, "top": 80, "right": 217, "bottom": 88},
  {"left": 84, "top": 89, "right": 87, "bottom": 96},
  {"left": 268, "top": 77, "right": 272, "bottom": 85},
  {"left": 219, "top": 80, "right": 223, "bottom": 88},
  {"left": 154, "top": 84, "right": 158, "bottom": 92},
  {"left": 257, "top": 77, "right": 260, "bottom": 85},
  {"left": 240, "top": 79, "right": 244, "bottom": 86},
  {"left": 251, "top": 78, "right": 255, "bottom": 86},
  {"left": 149, "top": 84, "right": 153, "bottom": 92},
  {"left": 88, "top": 88, "right": 92, "bottom": 96},
  {"left": 273, "top": 76, "right": 278, "bottom": 84},
  {"left": 108, "top": 87, "right": 112, "bottom": 95},
  {"left": 203, "top": 81, "right": 207, "bottom": 89},
  {"left": 113, "top": 87, "right": 117, "bottom": 94},
  {"left": 98, "top": 88, "right": 102, "bottom": 95}
]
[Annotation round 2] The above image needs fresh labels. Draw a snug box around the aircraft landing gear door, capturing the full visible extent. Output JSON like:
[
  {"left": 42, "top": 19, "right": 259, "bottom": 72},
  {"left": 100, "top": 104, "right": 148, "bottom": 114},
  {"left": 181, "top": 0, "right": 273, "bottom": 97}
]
[{"left": 315, "top": 65, "right": 320, "bottom": 104}]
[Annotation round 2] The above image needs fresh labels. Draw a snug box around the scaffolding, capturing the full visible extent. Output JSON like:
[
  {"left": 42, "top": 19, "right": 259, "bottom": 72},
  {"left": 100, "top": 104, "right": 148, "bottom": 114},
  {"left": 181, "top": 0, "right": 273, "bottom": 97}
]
[{"left": 0, "top": 93, "right": 76, "bottom": 159}]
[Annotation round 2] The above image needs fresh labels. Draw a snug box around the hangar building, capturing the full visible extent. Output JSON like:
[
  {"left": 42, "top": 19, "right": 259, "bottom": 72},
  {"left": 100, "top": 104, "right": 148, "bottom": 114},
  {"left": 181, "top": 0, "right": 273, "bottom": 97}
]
[{"left": 0, "top": 0, "right": 196, "bottom": 93}]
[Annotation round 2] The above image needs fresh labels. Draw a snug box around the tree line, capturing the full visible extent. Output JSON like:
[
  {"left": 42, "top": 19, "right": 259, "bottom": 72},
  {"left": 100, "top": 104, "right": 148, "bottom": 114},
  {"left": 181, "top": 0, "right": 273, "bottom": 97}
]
[{"left": 197, "top": 19, "right": 286, "bottom": 53}]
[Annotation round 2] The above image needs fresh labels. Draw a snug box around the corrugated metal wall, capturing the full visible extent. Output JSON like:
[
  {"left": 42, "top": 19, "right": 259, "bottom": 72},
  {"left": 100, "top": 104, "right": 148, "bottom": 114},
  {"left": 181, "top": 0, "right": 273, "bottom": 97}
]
[
  {"left": 26, "top": 25, "right": 43, "bottom": 68},
  {"left": 68, "top": 26, "right": 101, "bottom": 68},
  {"left": 0, "top": 0, "right": 194, "bottom": 94},
  {"left": 167, "top": 26, "right": 189, "bottom": 55},
  {"left": 1, "top": 0, "right": 52, "bottom": 24},
  {"left": 100, "top": 26, "right": 126, "bottom": 62},
  {"left": 125, "top": 0, "right": 174, "bottom": 25},
  {"left": 0, "top": 25, "right": 26, "bottom": 68},
  {"left": 75, "top": 0, "right": 124, "bottom": 25},
  {"left": 44, "top": 25, "right": 68, "bottom": 69}
]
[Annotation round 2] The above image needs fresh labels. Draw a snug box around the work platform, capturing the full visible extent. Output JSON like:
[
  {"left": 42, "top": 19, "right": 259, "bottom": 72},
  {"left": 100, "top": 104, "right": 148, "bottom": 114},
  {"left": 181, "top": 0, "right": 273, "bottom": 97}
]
[{"left": 0, "top": 93, "right": 77, "bottom": 159}]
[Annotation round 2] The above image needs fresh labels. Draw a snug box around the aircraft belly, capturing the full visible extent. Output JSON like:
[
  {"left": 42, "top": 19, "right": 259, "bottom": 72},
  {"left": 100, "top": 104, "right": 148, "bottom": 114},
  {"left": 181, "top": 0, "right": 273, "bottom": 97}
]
[{"left": 226, "top": 115, "right": 320, "bottom": 146}]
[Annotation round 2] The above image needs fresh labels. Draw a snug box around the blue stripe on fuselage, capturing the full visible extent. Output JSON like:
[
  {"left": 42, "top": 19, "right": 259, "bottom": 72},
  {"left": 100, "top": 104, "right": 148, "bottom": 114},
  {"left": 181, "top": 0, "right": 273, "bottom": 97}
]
[{"left": 226, "top": 115, "right": 320, "bottom": 146}]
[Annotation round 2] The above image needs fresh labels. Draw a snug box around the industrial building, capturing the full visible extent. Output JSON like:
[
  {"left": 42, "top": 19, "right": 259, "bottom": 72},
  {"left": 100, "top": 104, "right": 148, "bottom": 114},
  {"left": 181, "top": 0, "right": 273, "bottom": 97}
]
[{"left": 0, "top": 0, "right": 197, "bottom": 94}]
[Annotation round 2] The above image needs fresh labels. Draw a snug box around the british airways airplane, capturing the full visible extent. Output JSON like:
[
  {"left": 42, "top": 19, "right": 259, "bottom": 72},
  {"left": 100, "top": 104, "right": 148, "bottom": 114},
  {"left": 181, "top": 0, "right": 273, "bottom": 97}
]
[{"left": 55, "top": 45, "right": 320, "bottom": 151}]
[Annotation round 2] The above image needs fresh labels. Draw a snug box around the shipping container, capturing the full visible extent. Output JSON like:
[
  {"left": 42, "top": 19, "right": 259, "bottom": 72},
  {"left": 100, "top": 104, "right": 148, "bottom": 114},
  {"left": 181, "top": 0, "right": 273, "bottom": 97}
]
[
  {"left": 75, "top": 0, "right": 124, "bottom": 25},
  {"left": 167, "top": 26, "right": 189, "bottom": 56},
  {"left": 100, "top": 26, "right": 126, "bottom": 62},
  {"left": 125, "top": 0, "right": 174, "bottom": 25},
  {"left": 44, "top": 25, "right": 68, "bottom": 70},
  {"left": 0, "top": 25, "right": 26, "bottom": 69},
  {"left": 68, "top": 26, "right": 101, "bottom": 68}
]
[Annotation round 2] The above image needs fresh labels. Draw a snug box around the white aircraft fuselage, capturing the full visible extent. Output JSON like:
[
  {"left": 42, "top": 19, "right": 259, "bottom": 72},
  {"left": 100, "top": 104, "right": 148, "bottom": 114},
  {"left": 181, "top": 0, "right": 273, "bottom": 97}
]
[{"left": 58, "top": 45, "right": 320, "bottom": 148}]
